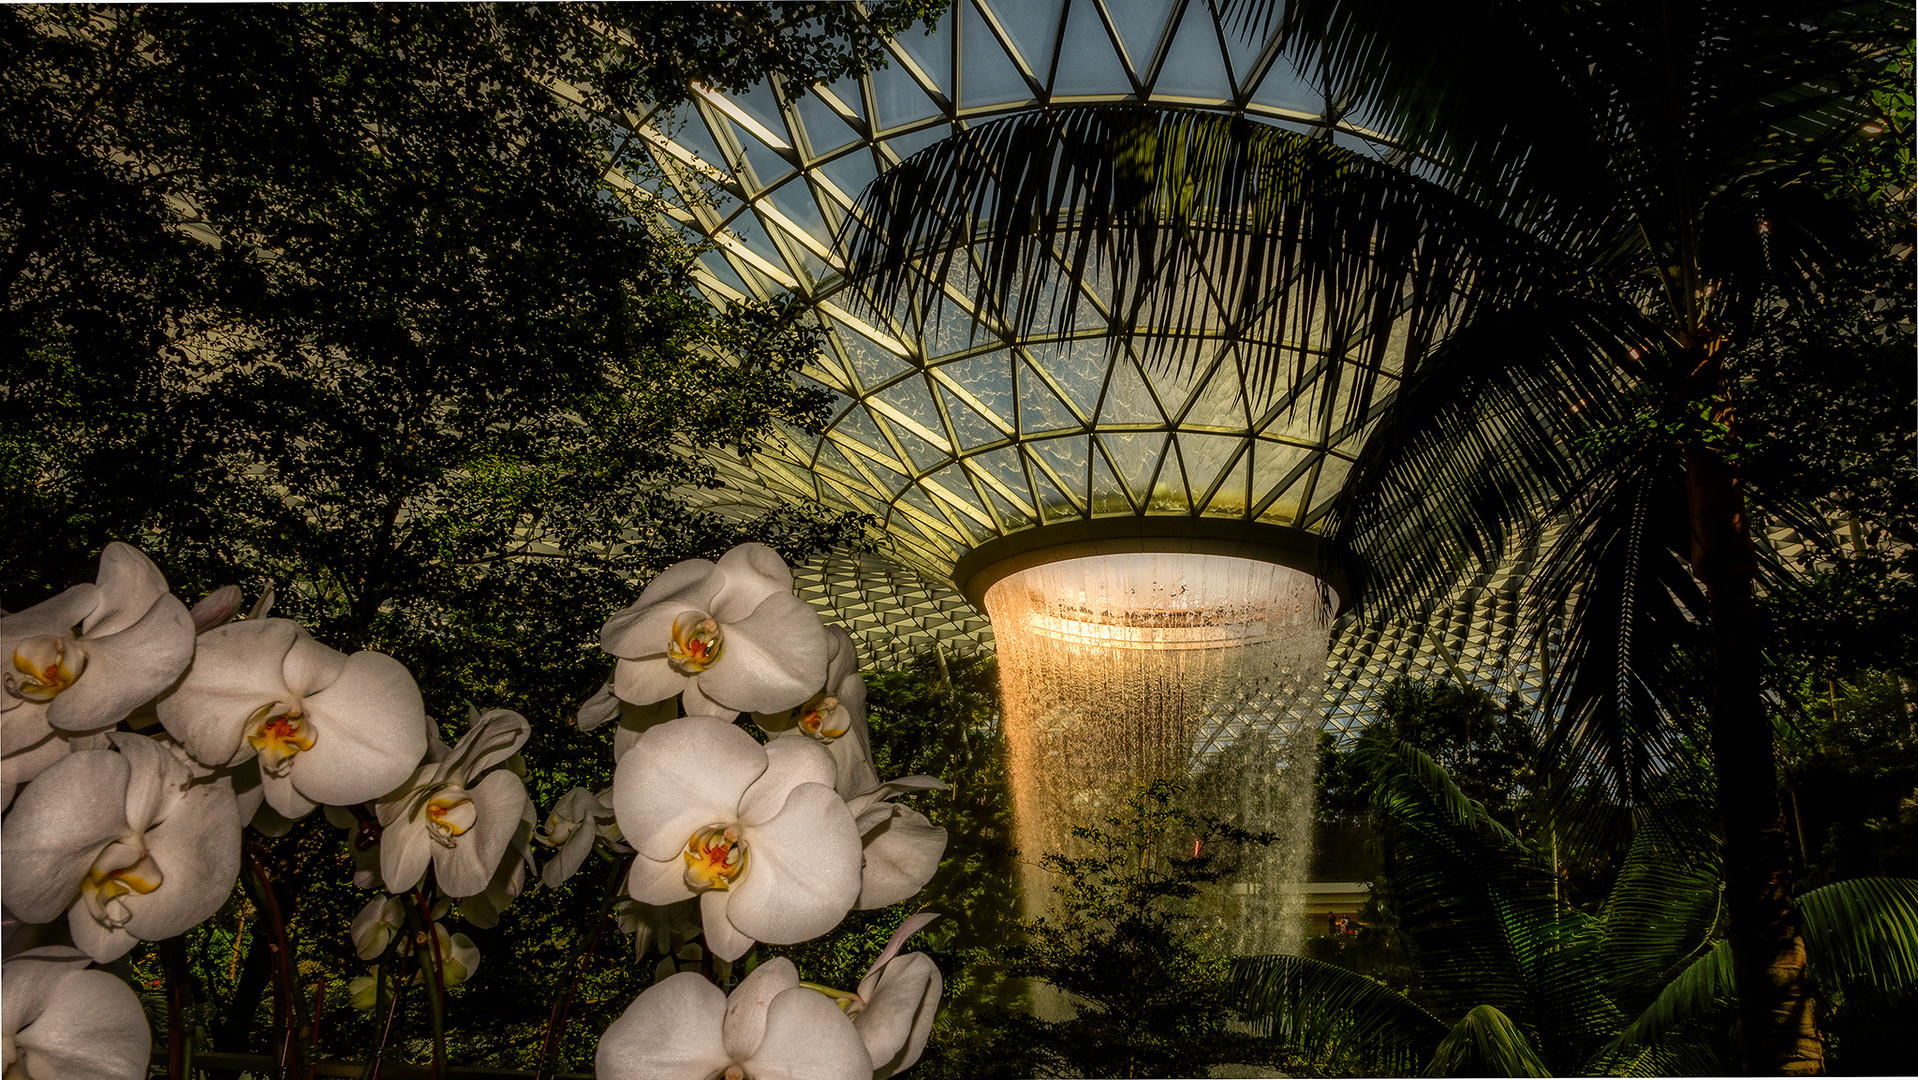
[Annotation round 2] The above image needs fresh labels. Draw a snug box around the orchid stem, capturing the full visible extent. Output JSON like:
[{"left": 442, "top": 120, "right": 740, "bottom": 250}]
[
  {"left": 534, "top": 857, "right": 625, "bottom": 1080},
  {"left": 402, "top": 891, "right": 448, "bottom": 1080},
  {"left": 160, "top": 936, "right": 190, "bottom": 1080},
  {"left": 243, "top": 846, "right": 309, "bottom": 1079},
  {"left": 362, "top": 943, "right": 413, "bottom": 1080}
]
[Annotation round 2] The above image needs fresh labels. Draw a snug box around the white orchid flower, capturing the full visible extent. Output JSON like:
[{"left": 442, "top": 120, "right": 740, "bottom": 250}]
[
  {"left": 351, "top": 895, "right": 409, "bottom": 960},
  {"left": 538, "top": 786, "right": 625, "bottom": 888},
  {"left": 346, "top": 922, "right": 480, "bottom": 1010},
  {"left": 752, "top": 627, "right": 883, "bottom": 798},
  {"left": 599, "top": 543, "right": 831, "bottom": 718},
  {"left": 596, "top": 957, "right": 871, "bottom": 1080},
  {"left": 154, "top": 618, "right": 427, "bottom": 819},
  {"left": 613, "top": 715, "right": 862, "bottom": 962},
  {"left": 1, "top": 946, "right": 151, "bottom": 1080},
  {"left": 844, "top": 778, "right": 950, "bottom": 911},
  {"left": 374, "top": 709, "right": 530, "bottom": 898},
  {"left": 804, "top": 913, "right": 945, "bottom": 1079},
  {"left": 2, "top": 543, "right": 195, "bottom": 800},
  {"left": 458, "top": 793, "right": 537, "bottom": 929},
  {"left": 1, "top": 733, "right": 241, "bottom": 963}
]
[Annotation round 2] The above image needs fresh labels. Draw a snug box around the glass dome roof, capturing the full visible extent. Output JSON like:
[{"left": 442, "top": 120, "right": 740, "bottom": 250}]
[
  {"left": 611, "top": 0, "right": 1419, "bottom": 584},
  {"left": 600, "top": 0, "right": 1552, "bottom": 743}
]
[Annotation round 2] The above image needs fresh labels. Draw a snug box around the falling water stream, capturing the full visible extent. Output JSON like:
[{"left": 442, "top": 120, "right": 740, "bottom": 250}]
[{"left": 985, "top": 552, "right": 1332, "bottom": 957}]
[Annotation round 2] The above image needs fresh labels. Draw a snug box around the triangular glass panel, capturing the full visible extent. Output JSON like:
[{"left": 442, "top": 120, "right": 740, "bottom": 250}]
[
  {"left": 877, "top": 121, "right": 951, "bottom": 164},
  {"left": 960, "top": 0, "right": 1034, "bottom": 108},
  {"left": 1098, "top": 430, "right": 1165, "bottom": 501},
  {"left": 892, "top": 7, "right": 953, "bottom": 92},
  {"left": 871, "top": 52, "right": 944, "bottom": 130},
  {"left": 1089, "top": 446, "right": 1136, "bottom": 514},
  {"left": 988, "top": 0, "right": 1066, "bottom": 80},
  {"left": 936, "top": 351, "right": 1017, "bottom": 427},
  {"left": 836, "top": 321, "right": 911, "bottom": 388},
  {"left": 1184, "top": 360, "right": 1249, "bottom": 429},
  {"left": 986, "top": 485, "right": 1035, "bottom": 531},
  {"left": 763, "top": 178, "right": 827, "bottom": 241},
  {"left": 1097, "top": 357, "right": 1163, "bottom": 424},
  {"left": 728, "top": 80, "right": 790, "bottom": 142},
  {"left": 1250, "top": 438, "right": 1313, "bottom": 506},
  {"left": 836, "top": 408, "right": 903, "bottom": 470},
  {"left": 969, "top": 446, "right": 1030, "bottom": 502},
  {"left": 814, "top": 439, "right": 864, "bottom": 483},
  {"left": 1203, "top": 452, "right": 1252, "bottom": 518},
  {"left": 698, "top": 253, "right": 752, "bottom": 298},
  {"left": 1052, "top": 0, "right": 1135, "bottom": 96},
  {"left": 1218, "top": 8, "right": 1272, "bottom": 94},
  {"left": 1028, "top": 435, "right": 1090, "bottom": 496},
  {"left": 1018, "top": 362, "right": 1081, "bottom": 434},
  {"left": 891, "top": 425, "right": 949, "bottom": 474},
  {"left": 939, "top": 385, "right": 1007, "bottom": 450},
  {"left": 1250, "top": 54, "right": 1320, "bottom": 115},
  {"left": 899, "top": 482, "right": 952, "bottom": 529},
  {"left": 877, "top": 375, "right": 944, "bottom": 435},
  {"left": 793, "top": 92, "right": 862, "bottom": 158},
  {"left": 1029, "top": 462, "right": 1083, "bottom": 522},
  {"left": 1023, "top": 338, "right": 1106, "bottom": 417},
  {"left": 922, "top": 292, "right": 985, "bottom": 358},
  {"left": 1141, "top": 352, "right": 1203, "bottom": 419},
  {"left": 925, "top": 463, "right": 992, "bottom": 525},
  {"left": 1257, "top": 473, "right": 1311, "bottom": 526},
  {"left": 813, "top": 147, "right": 881, "bottom": 208},
  {"left": 1149, "top": 2, "right": 1232, "bottom": 100},
  {"left": 1104, "top": 0, "right": 1178, "bottom": 74},
  {"left": 721, "top": 117, "right": 794, "bottom": 189},
  {"left": 1176, "top": 433, "right": 1241, "bottom": 498},
  {"left": 668, "top": 111, "right": 736, "bottom": 177}
]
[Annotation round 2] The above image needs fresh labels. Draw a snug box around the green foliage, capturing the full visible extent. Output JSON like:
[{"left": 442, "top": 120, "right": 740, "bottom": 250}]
[{"left": 989, "top": 781, "right": 1275, "bottom": 1079}]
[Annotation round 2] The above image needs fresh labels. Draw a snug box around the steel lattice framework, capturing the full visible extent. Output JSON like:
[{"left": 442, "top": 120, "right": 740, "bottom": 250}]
[{"left": 605, "top": 0, "right": 1558, "bottom": 741}]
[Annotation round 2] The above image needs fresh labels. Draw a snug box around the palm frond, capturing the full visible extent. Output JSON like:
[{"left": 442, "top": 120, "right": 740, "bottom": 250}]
[
  {"left": 837, "top": 104, "right": 1559, "bottom": 411},
  {"left": 1227, "top": 953, "right": 1447, "bottom": 1074},
  {"left": 1603, "top": 877, "right": 1918, "bottom": 1065},
  {"left": 1424, "top": 1003, "right": 1553, "bottom": 1077}
]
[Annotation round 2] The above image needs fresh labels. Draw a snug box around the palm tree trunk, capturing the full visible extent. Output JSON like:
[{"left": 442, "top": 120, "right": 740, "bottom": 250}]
[{"left": 1684, "top": 395, "right": 1824, "bottom": 1074}]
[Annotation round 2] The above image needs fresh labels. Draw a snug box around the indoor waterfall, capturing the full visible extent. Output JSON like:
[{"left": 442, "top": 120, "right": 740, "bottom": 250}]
[{"left": 984, "top": 551, "right": 1333, "bottom": 957}]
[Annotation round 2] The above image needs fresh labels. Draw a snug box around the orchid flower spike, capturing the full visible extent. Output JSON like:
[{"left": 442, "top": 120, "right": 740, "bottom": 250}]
[
  {"left": 613, "top": 715, "right": 863, "bottom": 961},
  {"left": 599, "top": 543, "right": 832, "bottom": 718},
  {"left": 154, "top": 618, "right": 428, "bottom": 820},
  {"left": 596, "top": 957, "right": 871, "bottom": 1080},
  {"left": 1, "top": 733, "right": 242, "bottom": 962},
  {"left": 1, "top": 946, "right": 151, "bottom": 1080},
  {"left": 538, "top": 786, "right": 624, "bottom": 887},
  {"left": 375, "top": 709, "right": 531, "bottom": 898},
  {"left": 2, "top": 543, "right": 195, "bottom": 801}
]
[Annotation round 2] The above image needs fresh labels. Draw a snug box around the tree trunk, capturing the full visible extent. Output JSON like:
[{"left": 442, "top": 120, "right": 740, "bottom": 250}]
[{"left": 1685, "top": 416, "right": 1824, "bottom": 1074}]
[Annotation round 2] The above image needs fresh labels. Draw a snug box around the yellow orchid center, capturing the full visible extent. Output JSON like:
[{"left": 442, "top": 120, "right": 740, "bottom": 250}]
[
  {"left": 682, "top": 824, "right": 747, "bottom": 891},
  {"left": 82, "top": 837, "right": 163, "bottom": 929},
  {"left": 424, "top": 785, "right": 476, "bottom": 847},
  {"left": 798, "top": 694, "right": 849, "bottom": 742},
  {"left": 247, "top": 705, "right": 315, "bottom": 777},
  {"left": 668, "top": 616, "right": 723, "bottom": 674},
  {"left": 10, "top": 634, "right": 85, "bottom": 702}
]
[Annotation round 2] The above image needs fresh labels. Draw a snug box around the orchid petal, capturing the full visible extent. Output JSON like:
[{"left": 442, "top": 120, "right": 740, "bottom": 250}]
[
  {"left": 575, "top": 682, "right": 620, "bottom": 731},
  {"left": 0, "top": 749, "right": 130, "bottom": 923},
  {"left": 600, "top": 560, "right": 723, "bottom": 659},
  {"left": 189, "top": 585, "right": 243, "bottom": 633},
  {"left": 737, "top": 737, "right": 836, "bottom": 827},
  {"left": 0, "top": 586, "right": 97, "bottom": 654},
  {"left": 611, "top": 657, "right": 688, "bottom": 708},
  {"left": 855, "top": 952, "right": 943, "bottom": 1078},
  {"left": 260, "top": 772, "right": 318, "bottom": 820},
  {"left": 707, "top": 543, "right": 794, "bottom": 623},
  {"left": 700, "top": 888, "right": 755, "bottom": 963},
  {"left": 746, "top": 985, "right": 873, "bottom": 1080},
  {"left": 855, "top": 803, "right": 948, "bottom": 910},
  {"left": 594, "top": 971, "right": 731, "bottom": 1080},
  {"left": 867, "top": 913, "right": 942, "bottom": 978},
  {"left": 81, "top": 543, "right": 168, "bottom": 636},
  {"left": 121, "top": 782, "right": 242, "bottom": 942},
  {"left": 612, "top": 716, "right": 764, "bottom": 862},
  {"left": 610, "top": 697, "right": 678, "bottom": 762},
  {"left": 154, "top": 619, "right": 302, "bottom": 767},
  {"left": 291, "top": 650, "right": 426, "bottom": 808},
  {"left": 46, "top": 589, "right": 192, "bottom": 734},
  {"left": 2, "top": 949, "right": 150, "bottom": 1080},
  {"left": 380, "top": 806, "right": 436, "bottom": 895},
  {"left": 726, "top": 783, "right": 861, "bottom": 946},
  {"left": 109, "top": 732, "right": 190, "bottom": 833},
  {"left": 0, "top": 723, "right": 79, "bottom": 793},
  {"left": 626, "top": 852, "right": 694, "bottom": 906},
  {"left": 722, "top": 955, "right": 799, "bottom": 1063},
  {"left": 352, "top": 897, "right": 406, "bottom": 960},
  {"left": 434, "top": 770, "right": 526, "bottom": 898},
  {"left": 438, "top": 709, "right": 530, "bottom": 785},
  {"left": 694, "top": 592, "right": 828, "bottom": 714}
]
